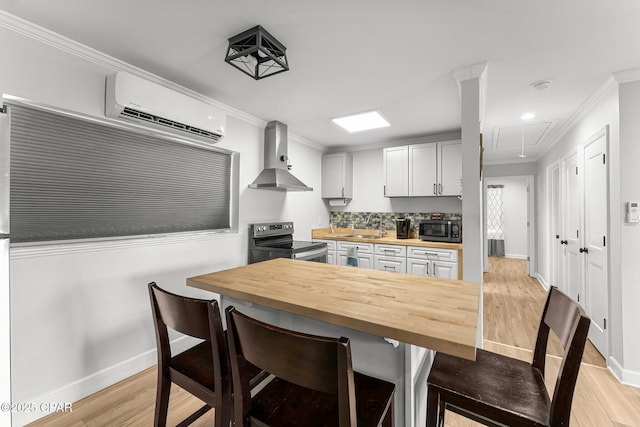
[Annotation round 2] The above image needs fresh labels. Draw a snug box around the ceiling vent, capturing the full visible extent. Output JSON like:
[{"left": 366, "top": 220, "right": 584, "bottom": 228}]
[{"left": 105, "top": 71, "right": 226, "bottom": 143}]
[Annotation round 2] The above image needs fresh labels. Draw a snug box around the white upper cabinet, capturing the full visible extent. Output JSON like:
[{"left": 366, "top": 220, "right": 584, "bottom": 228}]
[
  {"left": 438, "top": 140, "right": 462, "bottom": 196},
  {"left": 383, "top": 140, "right": 461, "bottom": 197},
  {"left": 409, "top": 143, "right": 437, "bottom": 196},
  {"left": 321, "top": 152, "right": 353, "bottom": 199},
  {"left": 382, "top": 146, "right": 408, "bottom": 197}
]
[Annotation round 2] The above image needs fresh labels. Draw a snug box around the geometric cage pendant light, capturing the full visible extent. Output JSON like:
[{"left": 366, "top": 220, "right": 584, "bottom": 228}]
[{"left": 224, "top": 25, "right": 289, "bottom": 80}]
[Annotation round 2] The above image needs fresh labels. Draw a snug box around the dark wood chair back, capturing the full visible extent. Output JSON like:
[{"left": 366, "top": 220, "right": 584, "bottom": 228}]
[
  {"left": 226, "top": 305, "right": 358, "bottom": 426},
  {"left": 148, "top": 282, "right": 229, "bottom": 426},
  {"left": 426, "top": 286, "right": 591, "bottom": 427},
  {"left": 532, "top": 286, "right": 591, "bottom": 426}
]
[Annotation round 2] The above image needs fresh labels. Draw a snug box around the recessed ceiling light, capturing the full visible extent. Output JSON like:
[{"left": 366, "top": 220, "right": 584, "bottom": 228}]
[
  {"left": 521, "top": 112, "right": 535, "bottom": 121},
  {"left": 332, "top": 110, "right": 390, "bottom": 133},
  {"left": 531, "top": 80, "right": 552, "bottom": 90}
]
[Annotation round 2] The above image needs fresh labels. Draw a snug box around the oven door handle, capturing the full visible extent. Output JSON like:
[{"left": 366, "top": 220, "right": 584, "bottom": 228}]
[{"left": 294, "top": 247, "right": 328, "bottom": 260}]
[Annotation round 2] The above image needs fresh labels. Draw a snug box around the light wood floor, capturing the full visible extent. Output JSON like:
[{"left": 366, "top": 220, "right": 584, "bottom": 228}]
[{"left": 29, "top": 257, "right": 640, "bottom": 427}]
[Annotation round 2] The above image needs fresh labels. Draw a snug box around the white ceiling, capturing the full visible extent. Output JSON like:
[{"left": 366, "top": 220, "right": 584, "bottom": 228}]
[{"left": 1, "top": 0, "right": 639, "bottom": 164}]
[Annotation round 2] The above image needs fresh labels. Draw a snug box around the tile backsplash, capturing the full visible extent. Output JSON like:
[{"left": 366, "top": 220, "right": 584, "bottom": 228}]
[{"left": 329, "top": 212, "right": 461, "bottom": 233}]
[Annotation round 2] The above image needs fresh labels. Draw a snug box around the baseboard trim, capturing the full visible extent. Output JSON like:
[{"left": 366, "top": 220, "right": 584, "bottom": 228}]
[
  {"left": 14, "top": 336, "right": 193, "bottom": 426},
  {"left": 608, "top": 356, "right": 640, "bottom": 388},
  {"left": 535, "top": 274, "right": 550, "bottom": 291},
  {"left": 505, "top": 254, "right": 527, "bottom": 260}
]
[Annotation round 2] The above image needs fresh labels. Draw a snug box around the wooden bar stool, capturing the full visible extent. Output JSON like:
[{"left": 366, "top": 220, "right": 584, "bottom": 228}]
[
  {"left": 426, "top": 286, "right": 590, "bottom": 427},
  {"left": 225, "top": 305, "right": 396, "bottom": 427},
  {"left": 149, "top": 282, "right": 232, "bottom": 426}
]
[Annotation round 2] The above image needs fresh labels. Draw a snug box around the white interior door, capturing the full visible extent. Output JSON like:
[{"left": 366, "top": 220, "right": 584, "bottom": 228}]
[
  {"left": 583, "top": 128, "right": 609, "bottom": 357},
  {"left": 562, "top": 151, "right": 584, "bottom": 306},
  {"left": 550, "top": 163, "right": 563, "bottom": 290}
]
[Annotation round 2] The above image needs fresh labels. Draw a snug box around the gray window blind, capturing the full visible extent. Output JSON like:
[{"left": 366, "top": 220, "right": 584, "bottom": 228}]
[{"left": 9, "top": 102, "right": 232, "bottom": 243}]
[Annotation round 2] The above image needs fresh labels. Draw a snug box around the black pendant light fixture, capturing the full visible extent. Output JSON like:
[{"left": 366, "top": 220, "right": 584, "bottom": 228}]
[{"left": 224, "top": 25, "right": 289, "bottom": 80}]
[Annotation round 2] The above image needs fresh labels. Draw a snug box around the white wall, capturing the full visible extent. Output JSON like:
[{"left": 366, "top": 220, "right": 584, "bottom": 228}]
[
  {"left": 329, "top": 147, "right": 463, "bottom": 214},
  {"left": 485, "top": 178, "right": 528, "bottom": 259},
  {"left": 617, "top": 79, "right": 640, "bottom": 383},
  {"left": 534, "top": 79, "right": 640, "bottom": 386},
  {"left": 0, "top": 20, "right": 327, "bottom": 425}
]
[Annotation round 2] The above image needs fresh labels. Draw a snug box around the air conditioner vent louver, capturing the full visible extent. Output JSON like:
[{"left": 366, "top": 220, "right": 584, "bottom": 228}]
[{"left": 121, "top": 107, "right": 223, "bottom": 142}]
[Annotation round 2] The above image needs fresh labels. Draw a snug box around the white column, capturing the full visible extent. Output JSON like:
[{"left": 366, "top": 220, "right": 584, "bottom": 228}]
[{"left": 454, "top": 63, "right": 487, "bottom": 347}]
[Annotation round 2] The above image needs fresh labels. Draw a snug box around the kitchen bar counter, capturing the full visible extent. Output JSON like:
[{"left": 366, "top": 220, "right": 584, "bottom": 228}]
[
  {"left": 187, "top": 259, "right": 479, "bottom": 427},
  {"left": 187, "top": 258, "right": 478, "bottom": 359}
]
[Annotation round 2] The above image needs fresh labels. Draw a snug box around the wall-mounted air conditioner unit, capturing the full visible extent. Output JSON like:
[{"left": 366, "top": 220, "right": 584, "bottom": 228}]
[{"left": 105, "top": 71, "right": 226, "bottom": 143}]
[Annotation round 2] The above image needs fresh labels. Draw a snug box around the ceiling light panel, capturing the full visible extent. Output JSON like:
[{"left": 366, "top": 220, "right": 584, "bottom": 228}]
[{"left": 332, "top": 110, "right": 390, "bottom": 133}]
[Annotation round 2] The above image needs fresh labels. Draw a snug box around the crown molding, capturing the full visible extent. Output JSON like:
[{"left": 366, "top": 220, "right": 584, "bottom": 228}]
[
  {"left": 0, "top": 10, "right": 266, "bottom": 129},
  {"left": 326, "top": 129, "right": 462, "bottom": 154},
  {"left": 613, "top": 67, "right": 640, "bottom": 84},
  {"left": 537, "top": 74, "right": 618, "bottom": 160},
  {"left": 288, "top": 132, "right": 325, "bottom": 151}
]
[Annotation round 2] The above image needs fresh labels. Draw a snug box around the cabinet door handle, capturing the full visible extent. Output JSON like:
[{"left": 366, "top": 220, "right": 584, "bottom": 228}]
[
  {"left": 384, "top": 265, "right": 396, "bottom": 271},
  {"left": 341, "top": 187, "right": 344, "bottom": 197},
  {"left": 433, "top": 184, "right": 437, "bottom": 195},
  {"left": 560, "top": 240, "right": 568, "bottom": 245},
  {"left": 438, "top": 183, "right": 442, "bottom": 195},
  {"left": 416, "top": 251, "right": 438, "bottom": 257},
  {"left": 579, "top": 247, "right": 589, "bottom": 253}
]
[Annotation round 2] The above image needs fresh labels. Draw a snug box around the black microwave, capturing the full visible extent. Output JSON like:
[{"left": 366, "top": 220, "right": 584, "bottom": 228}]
[{"left": 419, "top": 219, "right": 462, "bottom": 243}]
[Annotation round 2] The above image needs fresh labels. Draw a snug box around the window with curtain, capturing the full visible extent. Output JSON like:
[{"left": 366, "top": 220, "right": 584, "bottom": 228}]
[
  {"left": 8, "top": 101, "right": 236, "bottom": 243},
  {"left": 487, "top": 184, "right": 505, "bottom": 256}
]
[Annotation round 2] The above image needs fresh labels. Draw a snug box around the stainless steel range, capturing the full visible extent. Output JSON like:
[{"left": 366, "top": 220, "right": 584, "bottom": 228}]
[{"left": 248, "top": 221, "right": 328, "bottom": 264}]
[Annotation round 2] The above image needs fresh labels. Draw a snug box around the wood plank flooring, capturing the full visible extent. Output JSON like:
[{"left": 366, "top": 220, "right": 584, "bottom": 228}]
[
  {"left": 28, "top": 257, "right": 640, "bottom": 426},
  {"left": 483, "top": 257, "right": 605, "bottom": 367}
]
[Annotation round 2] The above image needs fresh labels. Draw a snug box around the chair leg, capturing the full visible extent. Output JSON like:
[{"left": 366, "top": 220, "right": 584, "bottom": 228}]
[
  {"left": 382, "top": 394, "right": 394, "bottom": 427},
  {"left": 214, "top": 394, "right": 232, "bottom": 427},
  {"left": 426, "top": 386, "right": 439, "bottom": 427},
  {"left": 154, "top": 369, "right": 171, "bottom": 427},
  {"left": 437, "top": 402, "right": 445, "bottom": 427}
]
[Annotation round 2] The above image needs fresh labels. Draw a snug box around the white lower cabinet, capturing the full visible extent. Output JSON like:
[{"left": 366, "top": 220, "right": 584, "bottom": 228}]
[
  {"left": 374, "top": 244, "right": 407, "bottom": 273},
  {"left": 406, "top": 246, "right": 458, "bottom": 279},
  {"left": 337, "top": 241, "right": 374, "bottom": 269},
  {"left": 314, "top": 239, "right": 458, "bottom": 278}
]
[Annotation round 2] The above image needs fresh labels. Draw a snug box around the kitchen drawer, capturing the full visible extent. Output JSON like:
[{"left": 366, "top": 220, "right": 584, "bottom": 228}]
[
  {"left": 337, "top": 241, "right": 374, "bottom": 254},
  {"left": 374, "top": 243, "right": 407, "bottom": 257},
  {"left": 374, "top": 256, "right": 407, "bottom": 274},
  {"left": 337, "top": 252, "right": 373, "bottom": 269},
  {"left": 407, "top": 246, "right": 457, "bottom": 262},
  {"left": 313, "top": 239, "right": 336, "bottom": 251}
]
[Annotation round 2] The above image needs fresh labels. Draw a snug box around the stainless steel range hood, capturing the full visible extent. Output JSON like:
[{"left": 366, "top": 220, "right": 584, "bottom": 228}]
[{"left": 249, "top": 121, "right": 313, "bottom": 191}]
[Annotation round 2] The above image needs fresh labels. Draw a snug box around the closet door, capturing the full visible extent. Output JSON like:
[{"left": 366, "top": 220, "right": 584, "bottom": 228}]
[
  {"left": 583, "top": 128, "right": 608, "bottom": 356},
  {"left": 562, "top": 151, "right": 583, "bottom": 307}
]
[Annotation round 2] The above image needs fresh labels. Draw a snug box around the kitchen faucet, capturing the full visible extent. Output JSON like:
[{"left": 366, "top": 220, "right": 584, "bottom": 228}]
[{"left": 366, "top": 212, "right": 385, "bottom": 237}]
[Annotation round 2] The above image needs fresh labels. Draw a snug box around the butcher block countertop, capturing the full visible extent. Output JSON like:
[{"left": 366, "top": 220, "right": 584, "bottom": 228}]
[
  {"left": 312, "top": 227, "right": 463, "bottom": 249},
  {"left": 187, "top": 258, "right": 479, "bottom": 360}
]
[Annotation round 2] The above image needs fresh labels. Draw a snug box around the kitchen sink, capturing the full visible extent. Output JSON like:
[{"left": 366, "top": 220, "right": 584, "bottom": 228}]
[{"left": 323, "top": 233, "right": 383, "bottom": 239}]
